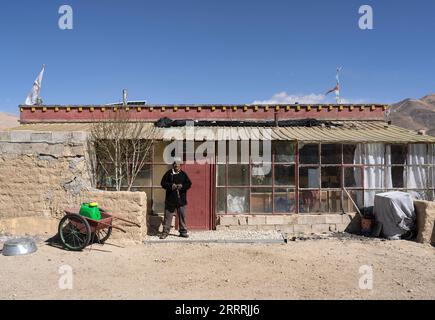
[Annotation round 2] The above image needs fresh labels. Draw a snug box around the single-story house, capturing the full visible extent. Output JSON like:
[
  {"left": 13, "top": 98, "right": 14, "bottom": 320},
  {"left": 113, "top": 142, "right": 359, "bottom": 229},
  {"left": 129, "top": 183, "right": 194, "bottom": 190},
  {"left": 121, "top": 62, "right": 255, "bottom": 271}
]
[{"left": 1, "top": 103, "right": 434, "bottom": 235}]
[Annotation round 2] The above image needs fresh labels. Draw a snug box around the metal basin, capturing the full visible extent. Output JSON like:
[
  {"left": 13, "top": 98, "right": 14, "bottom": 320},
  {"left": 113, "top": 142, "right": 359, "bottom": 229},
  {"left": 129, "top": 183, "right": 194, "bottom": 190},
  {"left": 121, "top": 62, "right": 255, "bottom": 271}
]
[{"left": 2, "top": 237, "right": 38, "bottom": 256}]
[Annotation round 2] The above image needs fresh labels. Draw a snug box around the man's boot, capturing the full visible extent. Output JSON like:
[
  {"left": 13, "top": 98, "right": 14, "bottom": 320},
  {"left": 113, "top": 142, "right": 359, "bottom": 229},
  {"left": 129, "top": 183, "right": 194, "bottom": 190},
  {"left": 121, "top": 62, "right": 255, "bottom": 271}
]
[{"left": 159, "top": 232, "right": 168, "bottom": 239}]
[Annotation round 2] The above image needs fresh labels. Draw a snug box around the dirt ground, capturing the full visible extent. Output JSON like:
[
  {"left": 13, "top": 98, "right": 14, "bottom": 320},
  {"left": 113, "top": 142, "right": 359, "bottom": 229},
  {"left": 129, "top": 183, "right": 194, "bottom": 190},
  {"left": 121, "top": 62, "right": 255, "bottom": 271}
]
[{"left": 0, "top": 236, "right": 434, "bottom": 300}]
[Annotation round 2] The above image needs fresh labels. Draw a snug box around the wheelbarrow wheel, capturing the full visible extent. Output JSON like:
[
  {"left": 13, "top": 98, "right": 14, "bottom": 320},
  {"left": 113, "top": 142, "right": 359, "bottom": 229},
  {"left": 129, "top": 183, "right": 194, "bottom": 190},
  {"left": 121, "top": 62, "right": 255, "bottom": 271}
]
[
  {"left": 58, "top": 214, "right": 91, "bottom": 251},
  {"left": 95, "top": 226, "right": 112, "bottom": 244}
]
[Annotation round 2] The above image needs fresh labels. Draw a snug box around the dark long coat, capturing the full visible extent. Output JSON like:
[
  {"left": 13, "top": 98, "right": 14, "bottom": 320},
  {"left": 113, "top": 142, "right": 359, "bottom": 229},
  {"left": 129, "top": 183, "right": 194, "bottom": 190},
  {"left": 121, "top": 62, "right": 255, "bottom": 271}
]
[{"left": 160, "top": 169, "right": 192, "bottom": 212}]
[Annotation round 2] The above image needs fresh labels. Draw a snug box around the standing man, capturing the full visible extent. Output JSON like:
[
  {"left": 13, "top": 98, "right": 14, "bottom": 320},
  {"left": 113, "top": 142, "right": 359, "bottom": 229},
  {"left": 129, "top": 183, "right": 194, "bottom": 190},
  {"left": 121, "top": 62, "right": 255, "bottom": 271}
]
[{"left": 160, "top": 160, "right": 192, "bottom": 239}]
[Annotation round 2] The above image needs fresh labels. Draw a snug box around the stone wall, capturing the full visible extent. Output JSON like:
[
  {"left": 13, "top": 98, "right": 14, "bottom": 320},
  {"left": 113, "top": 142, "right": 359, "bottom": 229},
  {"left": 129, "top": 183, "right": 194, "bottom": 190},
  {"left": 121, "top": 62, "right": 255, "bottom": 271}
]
[
  {"left": 0, "top": 130, "right": 92, "bottom": 218},
  {"left": 216, "top": 213, "right": 359, "bottom": 234},
  {"left": 0, "top": 130, "right": 147, "bottom": 241},
  {"left": 414, "top": 200, "right": 435, "bottom": 246}
]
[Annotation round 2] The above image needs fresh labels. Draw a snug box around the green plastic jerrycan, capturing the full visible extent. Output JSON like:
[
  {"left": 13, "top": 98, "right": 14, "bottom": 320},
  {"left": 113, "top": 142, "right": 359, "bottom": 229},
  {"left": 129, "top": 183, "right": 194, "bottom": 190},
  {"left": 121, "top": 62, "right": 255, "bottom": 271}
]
[{"left": 79, "top": 202, "right": 101, "bottom": 220}]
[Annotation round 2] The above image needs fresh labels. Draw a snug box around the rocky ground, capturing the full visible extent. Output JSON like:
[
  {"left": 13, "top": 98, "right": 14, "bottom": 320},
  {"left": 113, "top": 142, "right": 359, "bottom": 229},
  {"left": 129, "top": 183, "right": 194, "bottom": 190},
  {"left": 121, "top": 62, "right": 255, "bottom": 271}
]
[{"left": 0, "top": 232, "right": 434, "bottom": 300}]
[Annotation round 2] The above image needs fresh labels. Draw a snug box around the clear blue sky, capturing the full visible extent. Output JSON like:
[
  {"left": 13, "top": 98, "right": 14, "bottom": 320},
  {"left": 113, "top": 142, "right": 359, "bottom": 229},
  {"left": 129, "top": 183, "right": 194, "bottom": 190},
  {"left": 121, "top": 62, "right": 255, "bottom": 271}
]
[{"left": 0, "top": 0, "right": 434, "bottom": 114}]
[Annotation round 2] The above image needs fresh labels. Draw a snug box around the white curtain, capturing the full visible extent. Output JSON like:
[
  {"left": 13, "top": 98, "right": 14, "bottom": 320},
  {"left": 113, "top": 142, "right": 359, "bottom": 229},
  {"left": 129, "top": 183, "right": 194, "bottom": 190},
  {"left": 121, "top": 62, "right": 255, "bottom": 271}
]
[
  {"left": 406, "top": 144, "right": 428, "bottom": 199},
  {"left": 354, "top": 143, "right": 390, "bottom": 207}
]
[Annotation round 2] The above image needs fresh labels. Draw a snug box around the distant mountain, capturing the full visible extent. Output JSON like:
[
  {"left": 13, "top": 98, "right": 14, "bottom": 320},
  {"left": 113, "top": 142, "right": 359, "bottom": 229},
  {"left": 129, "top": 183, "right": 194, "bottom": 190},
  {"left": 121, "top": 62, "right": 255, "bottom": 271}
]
[
  {"left": 0, "top": 112, "right": 19, "bottom": 130},
  {"left": 388, "top": 94, "right": 435, "bottom": 136}
]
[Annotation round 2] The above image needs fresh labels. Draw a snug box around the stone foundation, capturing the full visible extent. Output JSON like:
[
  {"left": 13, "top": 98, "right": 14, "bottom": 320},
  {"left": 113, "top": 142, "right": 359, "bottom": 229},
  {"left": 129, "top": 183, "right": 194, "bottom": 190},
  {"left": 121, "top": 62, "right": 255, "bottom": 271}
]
[{"left": 216, "top": 213, "right": 359, "bottom": 235}]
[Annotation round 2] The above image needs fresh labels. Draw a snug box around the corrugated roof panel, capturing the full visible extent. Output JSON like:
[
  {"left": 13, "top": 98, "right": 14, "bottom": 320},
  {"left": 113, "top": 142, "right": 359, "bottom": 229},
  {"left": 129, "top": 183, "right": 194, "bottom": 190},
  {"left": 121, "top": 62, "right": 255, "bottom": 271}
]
[{"left": 7, "top": 121, "right": 435, "bottom": 143}]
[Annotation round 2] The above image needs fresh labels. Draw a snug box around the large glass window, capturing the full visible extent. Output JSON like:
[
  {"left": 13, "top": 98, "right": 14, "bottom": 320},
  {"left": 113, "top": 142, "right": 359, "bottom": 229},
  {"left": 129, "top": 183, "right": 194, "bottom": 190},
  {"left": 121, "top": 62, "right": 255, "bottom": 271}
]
[{"left": 217, "top": 141, "right": 296, "bottom": 214}]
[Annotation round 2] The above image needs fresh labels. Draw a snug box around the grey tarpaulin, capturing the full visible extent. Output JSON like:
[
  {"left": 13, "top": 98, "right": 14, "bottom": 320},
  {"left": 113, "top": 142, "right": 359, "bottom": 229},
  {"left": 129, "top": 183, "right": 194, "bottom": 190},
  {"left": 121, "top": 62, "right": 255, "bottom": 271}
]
[{"left": 374, "top": 191, "right": 416, "bottom": 239}]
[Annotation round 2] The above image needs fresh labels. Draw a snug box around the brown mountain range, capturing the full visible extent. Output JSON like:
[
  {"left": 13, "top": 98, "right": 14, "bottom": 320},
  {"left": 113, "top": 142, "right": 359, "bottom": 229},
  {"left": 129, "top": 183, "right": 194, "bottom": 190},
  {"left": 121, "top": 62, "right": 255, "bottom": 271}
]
[
  {"left": 388, "top": 94, "right": 435, "bottom": 136},
  {"left": 0, "top": 112, "right": 19, "bottom": 130}
]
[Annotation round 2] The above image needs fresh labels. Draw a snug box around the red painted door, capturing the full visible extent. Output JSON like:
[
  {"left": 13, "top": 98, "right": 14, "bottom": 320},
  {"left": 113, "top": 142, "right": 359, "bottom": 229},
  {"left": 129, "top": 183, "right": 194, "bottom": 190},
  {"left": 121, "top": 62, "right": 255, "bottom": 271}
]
[{"left": 177, "top": 163, "right": 213, "bottom": 230}]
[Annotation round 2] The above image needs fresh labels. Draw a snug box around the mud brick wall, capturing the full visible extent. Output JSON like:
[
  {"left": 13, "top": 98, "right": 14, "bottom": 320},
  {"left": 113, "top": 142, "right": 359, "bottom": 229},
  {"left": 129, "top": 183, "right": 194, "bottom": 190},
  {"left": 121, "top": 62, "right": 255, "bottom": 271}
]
[
  {"left": 414, "top": 200, "right": 435, "bottom": 246},
  {"left": 0, "top": 130, "right": 147, "bottom": 240}
]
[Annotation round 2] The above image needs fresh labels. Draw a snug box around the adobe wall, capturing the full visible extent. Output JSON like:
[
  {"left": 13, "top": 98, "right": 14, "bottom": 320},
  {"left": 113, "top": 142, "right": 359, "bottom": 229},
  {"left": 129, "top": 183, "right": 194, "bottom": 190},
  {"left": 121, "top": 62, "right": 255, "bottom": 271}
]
[
  {"left": 0, "top": 130, "right": 147, "bottom": 241},
  {"left": 414, "top": 200, "right": 435, "bottom": 246}
]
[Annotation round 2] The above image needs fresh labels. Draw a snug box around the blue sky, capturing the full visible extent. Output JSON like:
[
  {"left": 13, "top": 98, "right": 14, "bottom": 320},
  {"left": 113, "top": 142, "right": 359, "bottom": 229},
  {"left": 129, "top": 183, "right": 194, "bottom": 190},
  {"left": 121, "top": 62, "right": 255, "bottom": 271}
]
[{"left": 0, "top": 0, "right": 434, "bottom": 114}]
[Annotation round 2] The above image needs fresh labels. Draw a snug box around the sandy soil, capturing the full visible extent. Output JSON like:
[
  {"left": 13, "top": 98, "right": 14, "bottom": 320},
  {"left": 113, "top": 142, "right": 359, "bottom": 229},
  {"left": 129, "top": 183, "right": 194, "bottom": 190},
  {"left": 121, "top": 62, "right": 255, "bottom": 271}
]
[{"left": 0, "top": 237, "right": 434, "bottom": 300}]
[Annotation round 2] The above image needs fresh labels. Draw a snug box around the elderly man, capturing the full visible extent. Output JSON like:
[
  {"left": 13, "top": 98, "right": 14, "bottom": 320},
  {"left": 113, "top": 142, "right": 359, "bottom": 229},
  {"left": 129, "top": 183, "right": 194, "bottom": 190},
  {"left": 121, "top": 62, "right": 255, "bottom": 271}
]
[{"left": 159, "top": 160, "right": 192, "bottom": 239}]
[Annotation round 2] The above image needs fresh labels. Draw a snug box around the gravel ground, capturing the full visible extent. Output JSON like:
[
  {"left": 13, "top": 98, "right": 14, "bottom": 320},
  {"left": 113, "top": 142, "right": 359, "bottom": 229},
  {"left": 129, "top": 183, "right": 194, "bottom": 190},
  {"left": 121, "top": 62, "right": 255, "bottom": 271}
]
[
  {"left": 1, "top": 236, "right": 434, "bottom": 300},
  {"left": 143, "top": 230, "right": 286, "bottom": 243}
]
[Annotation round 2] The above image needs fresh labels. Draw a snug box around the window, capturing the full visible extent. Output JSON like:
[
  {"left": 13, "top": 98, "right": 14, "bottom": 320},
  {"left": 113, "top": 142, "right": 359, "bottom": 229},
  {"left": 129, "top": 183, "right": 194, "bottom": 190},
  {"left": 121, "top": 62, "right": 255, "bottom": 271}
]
[
  {"left": 321, "top": 167, "right": 341, "bottom": 188},
  {"left": 228, "top": 164, "right": 250, "bottom": 186},
  {"left": 322, "top": 144, "right": 342, "bottom": 164},
  {"left": 344, "top": 167, "right": 363, "bottom": 188},
  {"left": 275, "top": 164, "right": 295, "bottom": 186},
  {"left": 274, "top": 141, "right": 295, "bottom": 163},
  {"left": 299, "top": 167, "right": 320, "bottom": 189},
  {"left": 274, "top": 188, "right": 296, "bottom": 213},
  {"left": 227, "top": 188, "right": 250, "bottom": 213},
  {"left": 299, "top": 144, "right": 319, "bottom": 164},
  {"left": 217, "top": 141, "right": 297, "bottom": 214},
  {"left": 251, "top": 188, "right": 273, "bottom": 214}
]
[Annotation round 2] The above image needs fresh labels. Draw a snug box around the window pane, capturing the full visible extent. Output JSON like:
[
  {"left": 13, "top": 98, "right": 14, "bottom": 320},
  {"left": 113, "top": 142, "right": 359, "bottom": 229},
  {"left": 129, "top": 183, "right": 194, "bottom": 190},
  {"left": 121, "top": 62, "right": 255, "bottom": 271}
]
[
  {"left": 299, "top": 144, "right": 319, "bottom": 164},
  {"left": 343, "top": 144, "right": 358, "bottom": 164},
  {"left": 406, "top": 166, "right": 428, "bottom": 189},
  {"left": 321, "top": 167, "right": 341, "bottom": 188},
  {"left": 217, "top": 164, "right": 226, "bottom": 186},
  {"left": 227, "top": 188, "right": 249, "bottom": 213},
  {"left": 299, "top": 167, "right": 320, "bottom": 188},
  {"left": 228, "top": 141, "right": 250, "bottom": 164},
  {"left": 343, "top": 190, "right": 363, "bottom": 213},
  {"left": 274, "top": 188, "right": 296, "bottom": 213},
  {"left": 152, "top": 188, "right": 166, "bottom": 214},
  {"left": 391, "top": 166, "right": 405, "bottom": 188},
  {"left": 134, "top": 164, "right": 152, "bottom": 187},
  {"left": 321, "top": 190, "right": 341, "bottom": 213},
  {"left": 299, "top": 191, "right": 321, "bottom": 213},
  {"left": 344, "top": 167, "right": 363, "bottom": 188},
  {"left": 390, "top": 145, "right": 407, "bottom": 165},
  {"left": 153, "top": 165, "right": 171, "bottom": 186},
  {"left": 275, "top": 164, "right": 295, "bottom": 186},
  {"left": 274, "top": 141, "right": 295, "bottom": 163},
  {"left": 251, "top": 187, "right": 273, "bottom": 214},
  {"left": 216, "top": 188, "right": 226, "bottom": 214},
  {"left": 364, "top": 166, "right": 385, "bottom": 189},
  {"left": 364, "top": 190, "right": 384, "bottom": 208},
  {"left": 252, "top": 164, "right": 272, "bottom": 186},
  {"left": 228, "top": 164, "right": 250, "bottom": 186},
  {"left": 251, "top": 140, "right": 271, "bottom": 164},
  {"left": 321, "top": 144, "right": 342, "bottom": 164}
]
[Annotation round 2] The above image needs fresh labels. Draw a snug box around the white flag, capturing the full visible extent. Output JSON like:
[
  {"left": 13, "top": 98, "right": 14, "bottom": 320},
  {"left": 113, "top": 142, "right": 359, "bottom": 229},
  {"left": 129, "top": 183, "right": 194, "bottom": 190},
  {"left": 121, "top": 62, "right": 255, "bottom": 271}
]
[{"left": 25, "top": 65, "right": 45, "bottom": 105}]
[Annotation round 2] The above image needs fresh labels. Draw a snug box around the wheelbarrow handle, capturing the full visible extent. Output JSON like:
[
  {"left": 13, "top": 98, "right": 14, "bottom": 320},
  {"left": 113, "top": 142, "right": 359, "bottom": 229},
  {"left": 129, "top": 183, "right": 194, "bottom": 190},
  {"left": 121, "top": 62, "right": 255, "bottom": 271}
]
[
  {"left": 100, "top": 208, "right": 141, "bottom": 228},
  {"left": 96, "top": 220, "right": 128, "bottom": 233}
]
